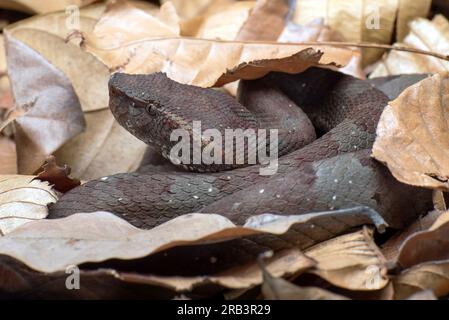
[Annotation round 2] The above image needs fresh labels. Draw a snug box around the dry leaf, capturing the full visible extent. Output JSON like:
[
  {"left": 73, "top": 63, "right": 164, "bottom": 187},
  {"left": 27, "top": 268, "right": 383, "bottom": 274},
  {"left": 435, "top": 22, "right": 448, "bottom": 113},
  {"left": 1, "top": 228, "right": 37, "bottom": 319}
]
[
  {"left": 292, "top": 0, "right": 398, "bottom": 66},
  {"left": 115, "top": 248, "right": 315, "bottom": 292},
  {"left": 194, "top": 1, "right": 255, "bottom": 40},
  {"left": 394, "top": 260, "right": 449, "bottom": 299},
  {"left": 278, "top": 19, "right": 364, "bottom": 79},
  {"left": 5, "top": 13, "right": 147, "bottom": 180},
  {"left": 162, "top": 0, "right": 227, "bottom": 19},
  {"left": 395, "top": 211, "right": 449, "bottom": 269},
  {"left": 5, "top": 34, "right": 86, "bottom": 174},
  {"left": 91, "top": 1, "right": 180, "bottom": 48},
  {"left": 405, "top": 290, "right": 437, "bottom": 300},
  {"left": 0, "top": 0, "right": 100, "bottom": 14},
  {"left": 381, "top": 210, "right": 443, "bottom": 262},
  {"left": 36, "top": 156, "right": 81, "bottom": 193},
  {"left": 6, "top": 29, "right": 110, "bottom": 112},
  {"left": 0, "top": 255, "right": 178, "bottom": 299},
  {"left": 305, "top": 227, "right": 389, "bottom": 291},
  {"left": 372, "top": 72, "right": 449, "bottom": 190},
  {"left": 0, "top": 136, "right": 17, "bottom": 174},
  {"left": 53, "top": 108, "right": 146, "bottom": 181},
  {"left": 261, "top": 272, "right": 349, "bottom": 300},
  {"left": 396, "top": 0, "right": 432, "bottom": 41},
  {"left": 81, "top": 1, "right": 354, "bottom": 87},
  {"left": 371, "top": 15, "right": 449, "bottom": 77},
  {"left": 0, "top": 208, "right": 386, "bottom": 273},
  {"left": 0, "top": 175, "right": 57, "bottom": 235},
  {"left": 235, "top": 0, "right": 287, "bottom": 41}
]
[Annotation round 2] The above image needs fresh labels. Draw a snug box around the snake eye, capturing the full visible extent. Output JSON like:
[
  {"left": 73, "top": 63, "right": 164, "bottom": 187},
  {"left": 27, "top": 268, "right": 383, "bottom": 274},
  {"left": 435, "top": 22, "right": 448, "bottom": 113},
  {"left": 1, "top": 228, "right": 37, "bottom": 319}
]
[{"left": 145, "top": 104, "right": 158, "bottom": 116}]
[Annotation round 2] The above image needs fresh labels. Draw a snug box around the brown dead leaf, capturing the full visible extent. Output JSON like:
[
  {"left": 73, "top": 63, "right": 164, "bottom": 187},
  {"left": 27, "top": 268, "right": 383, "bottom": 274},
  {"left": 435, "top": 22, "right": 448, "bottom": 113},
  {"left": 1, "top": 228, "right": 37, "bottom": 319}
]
[
  {"left": 261, "top": 271, "right": 349, "bottom": 300},
  {"left": 91, "top": 1, "right": 180, "bottom": 48},
  {"left": 193, "top": 1, "right": 255, "bottom": 40},
  {"left": 396, "top": 0, "right": 432, "bottom": 41},
  {"left": 393, "top": 260, "right": 449, "bottom": 299},
  {"left": 292, "top": 0, "right": 398, "bottom": 66},
  {"left": 305, "top": 227, "right": 389, "bottom": 291},
  {"left": 36, "top": 156, "right": 80, "bottom": 193},
  {"left": 235, "top": 0, "right": 287, "bottom": 41},
  {"left": 0, "top": 0, "right": 100, "bottom": 14},
  {"left": 116, "top": 248, "right": 315, "bottom": 292},
  {"left": 0, "top": 136, "right": 16, "bottom": 174},
  {"left": 163, "top": 0, "right": 226, "bottom": 19},
  {"left": 5, "top": 13, "right": 147, "bottom": 180},
  {"left": 0, "top": 207, "right": 386, "bottom": 273},
  {"left": 53, "top": 108, "right": 146, "bottom": 181},
  {"left": 371, "top": 15, "right": 449, "bottom": 77},
  {"left": 278, "top": 18, "right": 364, "bottom": 79},
  {"left": 0, "top": 175, "right": 57, "bottom": 236},
  {"left": 80, "top": 1, "right": 354, "bottom": 87},
  {"left": 0, "top": 255, "right": 179, "bottom": 299},
  {"left": 405, "top": 290, "right": 437, "bottom": 300},
  {"left": 372, "top": 72, "right": 449, "bottom": 190},
  {"left": 384, "top": 211, "right": 449, "bottom": 298},
  {"left": 395, "top": 211, "right": 449, "bottom": 269},
  {"left": 5, "top": 34, "right": 86, "bottom": 175},
  {"left": 381, "top": 210, "right": 443, "bottom": 262}
]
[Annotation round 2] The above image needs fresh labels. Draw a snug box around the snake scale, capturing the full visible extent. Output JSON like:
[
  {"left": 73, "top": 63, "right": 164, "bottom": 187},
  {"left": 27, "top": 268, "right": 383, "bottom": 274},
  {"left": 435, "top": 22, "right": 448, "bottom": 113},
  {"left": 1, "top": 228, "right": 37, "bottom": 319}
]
[{"left": 49, "top": 68, "right": 432, "bottom": 230}]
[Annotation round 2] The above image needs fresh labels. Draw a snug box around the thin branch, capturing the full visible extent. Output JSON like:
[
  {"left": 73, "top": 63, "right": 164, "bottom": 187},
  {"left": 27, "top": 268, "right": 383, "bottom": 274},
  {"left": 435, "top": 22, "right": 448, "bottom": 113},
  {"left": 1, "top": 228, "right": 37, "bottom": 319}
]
[{"left": 73, "top": 33, "right": 449, "bottom": 62}]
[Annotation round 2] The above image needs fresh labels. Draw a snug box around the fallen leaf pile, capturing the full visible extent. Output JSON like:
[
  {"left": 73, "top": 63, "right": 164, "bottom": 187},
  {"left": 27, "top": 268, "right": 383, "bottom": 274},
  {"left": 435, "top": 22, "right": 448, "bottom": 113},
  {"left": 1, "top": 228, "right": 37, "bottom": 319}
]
[{"left": 0, "top": 0, "right": 449, "bottom": 300}]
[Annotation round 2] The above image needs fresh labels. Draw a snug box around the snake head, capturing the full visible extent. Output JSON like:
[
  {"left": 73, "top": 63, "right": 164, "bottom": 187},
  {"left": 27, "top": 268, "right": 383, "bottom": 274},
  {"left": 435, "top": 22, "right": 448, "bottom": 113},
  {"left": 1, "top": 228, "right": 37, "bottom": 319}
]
[
  {"left": 109, "top": 72, "right": 259, "bottom": 164},
  {"left": 109, "top": 72, "right": 185, "bottom": 154}
]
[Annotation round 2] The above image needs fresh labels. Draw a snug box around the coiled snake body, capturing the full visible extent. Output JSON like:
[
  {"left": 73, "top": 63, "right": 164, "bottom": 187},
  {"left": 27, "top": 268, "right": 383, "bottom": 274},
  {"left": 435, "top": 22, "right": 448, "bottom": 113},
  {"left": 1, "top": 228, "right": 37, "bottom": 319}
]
[{"left": 49, "top": 68, "right": 432, "bottom": 230}]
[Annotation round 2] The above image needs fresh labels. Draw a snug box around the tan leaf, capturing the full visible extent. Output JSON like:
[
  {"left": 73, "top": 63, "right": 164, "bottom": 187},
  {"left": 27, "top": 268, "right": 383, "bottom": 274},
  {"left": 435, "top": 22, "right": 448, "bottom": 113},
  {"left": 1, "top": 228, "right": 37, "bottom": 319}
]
[
  {"left": 0, "top": 136, "right": 16, "bottom": 174},
  {"left": 381, "top": 210, "right": 443, "bottom": 262},
  {"left": 394, "top": 260, "right": 449, "bottom": 299},
  {"left": 405, "top": 290, "right": 437, "bottom": 300},
  {"left": 395, "top": 211, "right": 449, "bottom": 269},
  {"left": 81, "top": 2, "right": 354, "bottom": 87},
  {"left": 54, "top": 108, "right": 146, "bottom": 181},
  {"left": 5, "top": 34, "right": 86, "bottom": 174},
  {"left": 0, "top": 175, "right": 57, "bottom": 236},
  {"left": 6, "top": 28, "right": 110, "bottom": 112},
  {"left": 235, "top": 0, "right": 286, "bottom": 41},
  {"left": 163, "top": 0, "right": 234, "bottom": 19},
  {"left": 5, "top": 15, "right": 147, "bottom": 180},
  {"left": 193, "top": 1, "right": 255, "bottom": 40},
  {"left": 278, "top": 19, "right": 364, "bottom": 79},
  {"left": 0, "top": 0, "right": 100, "bottom": 14},
  {"left": 90, "top": 1, "right": 180, "bottom": 48},
  {"left": 305, "top": 227, "right": 389, "bottom": 291},
  {"left": 116, "top": 248, "right": 315, "bottom": 291},
  {"left": 372, "top": 72, "right": 449, "bottom": 190},
  {"left": 0, "top": 208, "right": 386, "bottom": 273},
  {"left": 292, "top": 0, "right": 399, "bottom": 66},
  {"left": 371, "top": 15, "right": 449, "bottom": 77},
  {"left": 396, "top": 0, "right": 432, "bottom": 41},
  {"left": 261, "top": 272, "right": 349, "bottom": 300}
]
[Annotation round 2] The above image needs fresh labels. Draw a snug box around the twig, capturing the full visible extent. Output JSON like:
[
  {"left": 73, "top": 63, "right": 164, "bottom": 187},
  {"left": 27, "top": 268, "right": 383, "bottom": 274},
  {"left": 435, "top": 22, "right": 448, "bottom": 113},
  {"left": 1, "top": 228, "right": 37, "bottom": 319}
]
[{"left": 77, "top": 34, "right": 449, "bottom": 63}]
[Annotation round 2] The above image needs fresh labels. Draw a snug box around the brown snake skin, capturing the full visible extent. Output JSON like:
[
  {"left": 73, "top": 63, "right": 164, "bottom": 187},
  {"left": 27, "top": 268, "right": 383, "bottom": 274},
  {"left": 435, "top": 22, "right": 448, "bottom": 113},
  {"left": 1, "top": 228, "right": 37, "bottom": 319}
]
[{"left": 49, "top": 68, "right": 432, "bottom": 230}]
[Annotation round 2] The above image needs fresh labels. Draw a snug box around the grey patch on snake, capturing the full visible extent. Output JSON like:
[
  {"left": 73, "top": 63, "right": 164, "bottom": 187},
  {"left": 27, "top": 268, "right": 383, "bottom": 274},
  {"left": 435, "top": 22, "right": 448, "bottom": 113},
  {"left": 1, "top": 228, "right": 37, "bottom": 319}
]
[
  {"left": 312, "top": 156, "right": 379, "bottom": 211},
  {"left": 336, "top": 121, "right": 375, "bottom": 153}
]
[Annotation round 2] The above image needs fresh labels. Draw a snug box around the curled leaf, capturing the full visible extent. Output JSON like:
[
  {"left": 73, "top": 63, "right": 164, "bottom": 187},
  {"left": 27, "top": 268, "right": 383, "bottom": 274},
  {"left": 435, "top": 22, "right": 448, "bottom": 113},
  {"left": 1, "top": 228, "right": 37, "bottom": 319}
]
[
  {"left": 37, "top": 156, "right": 80, "bottom": 193},
  {"left": 0, "top": 175, "right": 57, "bottom": 235},
  {"left": 80, "top": 1, "right": 354, "bottom": 87},
  {"left": 305, "top": 227, "right": 389, "bottom": 291},
  {"left": 0, "top": 207, "right": 386, "bottom": 273},
  {"left": 372, "top": 72, "right": 449, "bottom": 190}
]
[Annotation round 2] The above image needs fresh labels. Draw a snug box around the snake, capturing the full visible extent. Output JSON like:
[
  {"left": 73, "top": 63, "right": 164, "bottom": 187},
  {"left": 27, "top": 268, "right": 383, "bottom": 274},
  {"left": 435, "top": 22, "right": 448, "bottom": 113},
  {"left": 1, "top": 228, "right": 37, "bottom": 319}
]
[{"left": 49, "top": 67, "right": 432, "bottom": 231}]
